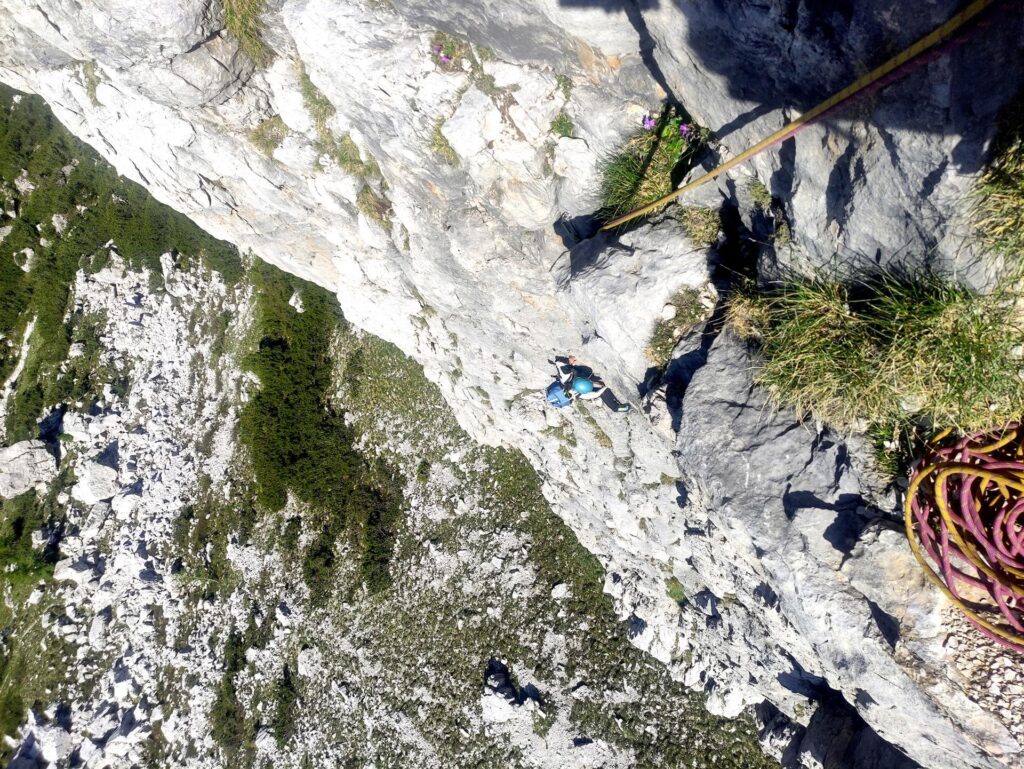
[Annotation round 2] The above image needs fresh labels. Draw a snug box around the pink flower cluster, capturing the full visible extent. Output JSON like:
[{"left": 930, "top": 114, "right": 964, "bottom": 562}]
[{"left": 431, "top": 43, "right": 452, "bottom": 64}]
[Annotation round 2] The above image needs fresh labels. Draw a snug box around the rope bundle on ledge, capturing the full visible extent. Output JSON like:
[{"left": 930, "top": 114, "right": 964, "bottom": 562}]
[{"left": 905, "top": 425, "right": 1024, "bottom": 653}]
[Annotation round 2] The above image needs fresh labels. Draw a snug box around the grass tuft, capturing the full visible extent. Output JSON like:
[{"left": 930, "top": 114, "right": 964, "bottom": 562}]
[
  {"left": 298, "top": 63, "right": 336, "bottom": 139},
  {"left": 729, "top": 271, "right": 1024, "bottom": 444},
  {"left": 81, "top": 61, "right": 100, "bottom": 106},
  {"left": 678, "top": 206, "right": 719, "bottom": 246},
  {"left": 431, "top": 118, "right": 458, "bottom": 165},
  {"left": 249, "top": 115, "right": 287, "bottom": 157},
  {"left": 357, "top": 185, "right": 393, "bottom": 229},
  {"left": 550, "top": 110, "right": 575, "bottom": 138},
  {"left": 749, "top": 179, "right": 772, "bottom": 209},
  {"left": 332, "top": 133, "right": 371, "bottom": 176},
  {"left": 973, "top": 95, "right": 1024, "bottom": 261},
  {"left": 646, "top": 287, "right": 710, "bottom": 367},
  {"left": 597, "top": 108, "right": 708, "bottom": 220},
  {"left": 224, "top": 0, "right": 272, "bottom": 67},
  {"left": 665, "top": 576, "right": 687, "bottom": 606},
  {"left": 556, "top": 74, "right": 573, "bottom": 100}
]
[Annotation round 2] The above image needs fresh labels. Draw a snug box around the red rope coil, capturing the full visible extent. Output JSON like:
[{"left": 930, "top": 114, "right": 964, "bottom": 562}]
[{"left": 905, "top": 425, "right": 1024, "bottom": 653}]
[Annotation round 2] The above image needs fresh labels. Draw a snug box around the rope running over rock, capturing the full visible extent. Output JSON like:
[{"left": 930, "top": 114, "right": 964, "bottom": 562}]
[{"left": 905, "top": 425, "right": 1024, "bottom": 653}]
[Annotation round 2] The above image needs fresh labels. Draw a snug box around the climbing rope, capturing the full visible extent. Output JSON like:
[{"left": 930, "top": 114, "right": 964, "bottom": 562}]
[
  {"left": 905, "top": 425, "right": 1024, "bottom": 654},
  {"left": 601, "top": 0, "right": 999, "bottom": 231}
]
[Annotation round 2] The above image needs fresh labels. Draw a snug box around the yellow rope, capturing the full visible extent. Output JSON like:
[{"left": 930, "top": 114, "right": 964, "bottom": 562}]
[{"left": 601, "top": 0, "right": 997, "bottom": 231}]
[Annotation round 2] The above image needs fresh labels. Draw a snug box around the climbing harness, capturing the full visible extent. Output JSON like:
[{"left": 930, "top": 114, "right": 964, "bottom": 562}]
[
  {"left": 905, "top": 425, "right": 1024, "bottom": 654},
  {"left": 601, "top": 0, "right": 1000, "bottom": 230}
]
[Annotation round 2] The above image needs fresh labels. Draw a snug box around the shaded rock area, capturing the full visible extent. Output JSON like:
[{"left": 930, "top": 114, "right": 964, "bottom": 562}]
[{"left": 0, "top": 1, "right": 1022, "bottom": 768}]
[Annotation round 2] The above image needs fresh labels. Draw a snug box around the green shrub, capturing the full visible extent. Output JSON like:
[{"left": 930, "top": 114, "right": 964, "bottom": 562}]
[
  {"left": 249, "top": 115, "right": 287, "bottom": 156},
  {"left": 272, "top": 664, "right": 299, "bottom": 747},
  {"left": 646, "top": 287, "right": 709, "bottom": 367},
  {"left": 550, "top": 110, "right": 575, "bottom": 139},
  {"left": 597, "top": 108, "right": 708, "bottom": 220},
  {"left": 224, "top": 0, "right": 272, "bottom": 66},
  {"left": 729, "top": 271, "right": 1024, "bottom": 441},
  {"left": 210, "top": 630, "right": 252, "bottom": 759}
]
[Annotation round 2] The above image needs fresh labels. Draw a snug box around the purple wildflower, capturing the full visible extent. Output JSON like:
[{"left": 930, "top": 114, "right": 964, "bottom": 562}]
[
  {"left": 431, "top": 43, "right": 442, "bottom": 53},
  {"left": 679, "top": 123, "right": 692, "bottom": 138},
  {"left": 440, "top": 53, "right": 452, "bottom": 64},
  {"left": 642, "top": 115, "right": 656, "bottom": 131}
]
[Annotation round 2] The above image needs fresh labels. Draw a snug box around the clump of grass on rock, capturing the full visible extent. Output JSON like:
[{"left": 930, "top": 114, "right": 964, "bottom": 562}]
[
  {"left": 729, "top": 272, "right": 1024, "bottom": 443},
  {"left": 646, "top": 287, "right": 710, "bottom": 368},
  {"left": 973, "top": 94, "right": 1024, "bottom": 260},
  {"left": 598, "top": 108, "right": 707, "bottom": 220},
  {"left": 678, "top": 206, "right": 719, "bottom": 246},
  {"left": 431, "top": 117, "right": 458, "bottom": 165},
  {"left": 249, "top": 115, "right": 287, "bottom": 157},
  {"left": 550, "top": 110, "right": 575, "bottom": 138},
  {"left": 224, "top": 0, "right": 272, "bottom": 66}
]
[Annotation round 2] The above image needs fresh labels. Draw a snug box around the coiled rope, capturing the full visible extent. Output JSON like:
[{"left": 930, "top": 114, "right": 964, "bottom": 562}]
[
  {"left": 600, "top": 0, "right": 999, "bottom": 231},
  {"left": 905, "top": 425, "right": 1024, "bottom": 653}
]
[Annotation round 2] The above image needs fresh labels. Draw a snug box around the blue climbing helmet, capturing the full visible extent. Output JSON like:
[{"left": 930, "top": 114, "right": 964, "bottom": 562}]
[
  {"left": 546, "top": 381, "right": 573, "bottom": 408},
  {"left": 571, "top": 377, "right": 594, "bottom": 395}
]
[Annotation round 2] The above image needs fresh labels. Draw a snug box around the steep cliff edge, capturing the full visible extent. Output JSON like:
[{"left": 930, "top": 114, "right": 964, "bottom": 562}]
[{"left": 1, "top": 1, "right": 1022, "bottom": 767}]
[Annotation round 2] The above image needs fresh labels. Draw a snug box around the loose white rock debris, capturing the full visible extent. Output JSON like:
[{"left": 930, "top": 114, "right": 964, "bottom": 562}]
[{"left": 9, "top": 255, "right": 251, "bottom": 768}]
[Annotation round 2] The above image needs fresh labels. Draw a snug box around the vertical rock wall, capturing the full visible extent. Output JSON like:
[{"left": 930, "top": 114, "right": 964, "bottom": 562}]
[{"left": 1, "top": 1, "right": 1022, "bottom": 767}]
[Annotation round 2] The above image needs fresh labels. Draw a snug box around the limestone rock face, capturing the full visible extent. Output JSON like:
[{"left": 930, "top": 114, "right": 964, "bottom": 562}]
[
  {"left": 71, "top": 460, "right": 120, "bottom": 506},
  {"left": 675, "top": 332, "right": 1021, "bottom": 769},
  {"left": 0, "top": 440, "right": 57, "bottom": 498},
  {"left": 1, "top": 2, "right": 1022, "bottom": 768}
]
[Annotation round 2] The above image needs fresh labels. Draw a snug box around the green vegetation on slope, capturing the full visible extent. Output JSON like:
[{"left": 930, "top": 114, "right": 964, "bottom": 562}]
[
  {"left": 0, "top": 84, "right": 241, "bottom": 757},
  {"left": 239, "top": 259, "right": 403, "bottom": 599},
  {"left": 286, "top": 330, "right": 779, "bottom": 768},
  {"left": 0, "top": 474, "right": 74, "bottom": 761},
  {"left": 0, "top": 82, "right": 240, "bottom": 439}
]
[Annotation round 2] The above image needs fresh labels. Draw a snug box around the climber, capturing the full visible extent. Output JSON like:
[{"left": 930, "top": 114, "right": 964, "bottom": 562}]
[{"left": 546, "top": 355, "right": 631, "bottom": 413}]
